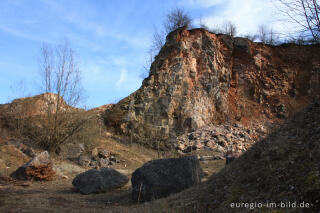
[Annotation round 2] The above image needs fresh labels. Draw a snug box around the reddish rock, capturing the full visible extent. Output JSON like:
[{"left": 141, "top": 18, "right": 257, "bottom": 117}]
[
  {"left": 11, "top": 151, "right": 55, "bottom": 181},
  {"left": 104, "top": 27, "right": 320, "bottom": 147},
  {"left": 0, "top": 93, "right": 78, "bottom": 118}
]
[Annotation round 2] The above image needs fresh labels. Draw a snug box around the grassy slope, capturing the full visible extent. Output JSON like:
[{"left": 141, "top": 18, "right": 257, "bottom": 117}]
[{"left": 147, "top": 102, "right": 320, "bottom": 213}]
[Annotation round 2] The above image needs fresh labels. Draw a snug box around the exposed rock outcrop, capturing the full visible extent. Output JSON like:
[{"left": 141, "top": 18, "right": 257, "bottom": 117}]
[
  {"left": 72, "top": 168, "right": 129, "bottom": 194},
  {"left": 0, "top": 93, "right": 77, "bottom": 118},
  {"left": 131, "top": 156, "right": 203, "bottom": 202},
  {"left": 104, "top": 27, "right": 320, "bottom": 147},
  {"left": 11, "top": 151, "right": 55, "bottom": 181},
  {"left": 155, "top": 101, "right": 320, "bottom": 212}
]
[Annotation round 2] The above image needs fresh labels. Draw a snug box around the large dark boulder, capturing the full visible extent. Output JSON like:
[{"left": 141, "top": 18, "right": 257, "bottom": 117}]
[
  {"left": 11, "top": 151, "right": 55, "bottom": 181},
  {"left": 72, "top": 168, "right": 129, "bottom": 194},
  {"left": 131, "top": 156, "right": 203, "bottom": 202}
]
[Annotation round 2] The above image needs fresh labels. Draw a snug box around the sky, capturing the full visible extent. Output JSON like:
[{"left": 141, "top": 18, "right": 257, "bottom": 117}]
[{"left": 0, "top": 0, "right": 297, "bottom": 108}]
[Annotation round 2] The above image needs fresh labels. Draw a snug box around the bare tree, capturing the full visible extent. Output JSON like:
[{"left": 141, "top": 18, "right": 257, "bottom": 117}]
[
  {"left": 208, "top": 26, "right": 224, "bottom": 34},
  {"left": 257, "top": 25, "right": 279, "bottom": 45},
  {"left": 141, "top": 29, "right": 164, "bottom": 79},
  {"left": 151, "top": 28, "right": 166, "bottom": 53},
  {"left": 36, "top": 39, "right": 88, "bottom": 153},
  {"left": 143, "top": 8, "right": 193, "bottom": 78},
  {"left": 199, "top": 16, "right": 210, "bottom": 30},
  {"left": 258, "top": 24, "right": 268, "bottom": 43},
  {"left": 244, "top": 34, "right": 259, "bottom": 41},
  {"left": 267, "top": 28, "right": 277, "bottom": 45},
  {"left": 164, "top": 8, "right": 193, "bottom": 34},
  {"left": 277, "top": 0, "right": 319, "bottom": 42},
  {"left": 40, "top": 40, "right": 83, "bottom": 106},
  {"left": 201, "top": 21, "right": 236, "bottom": 36},
  {"left": 223, "top": 21, "right": 237, "bottom": 37}
]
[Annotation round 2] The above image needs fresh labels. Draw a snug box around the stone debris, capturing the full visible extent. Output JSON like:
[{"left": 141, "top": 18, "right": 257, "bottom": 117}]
[
  {"left": 77, "top": 148, "right": 121, "bottom": 168},
  {"left": 175, "top": 124, "right": 265, "bottom": 155}
]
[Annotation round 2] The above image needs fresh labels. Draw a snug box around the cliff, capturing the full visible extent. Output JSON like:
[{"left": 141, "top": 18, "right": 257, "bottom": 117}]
[{"left": 104, "top": 27, "right": 320, "bottom": 147}]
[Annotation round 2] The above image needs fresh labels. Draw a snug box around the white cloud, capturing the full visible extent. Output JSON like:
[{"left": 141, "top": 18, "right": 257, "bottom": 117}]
[
  {"left": 108, "top": 56, "right": 127, "bottom": 67},
  {"left": 180, "top": 0, "right": 224, "bottom": 8},
  {"left": 201, "top": 0, "right": 300, "bottom": 37},
  {"left": 0, "top": 25, "right": 53, "bottom": 43},
  {"left": 116, "top": 69, "right": 127, "bottom": 87},
  {"left": 39, "top": 0, "right": 150, "bottom": 49}
]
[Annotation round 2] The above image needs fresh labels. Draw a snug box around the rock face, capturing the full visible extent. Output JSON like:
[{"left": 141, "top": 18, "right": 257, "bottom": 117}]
[
  {"left": 72, "top": 168, "right": 129, "bottom": 194},
  {"left": 162, "top": 102, "right": 320, "bottom": 212},
  {"left": 131, "top": 156, "right": 203, "bottom": 202},
  {"left": 11, "top": 151, "right": 55, "bottom": 181},
  {"left": 104, "top": 27, "right": 320, "bottom": 147}
]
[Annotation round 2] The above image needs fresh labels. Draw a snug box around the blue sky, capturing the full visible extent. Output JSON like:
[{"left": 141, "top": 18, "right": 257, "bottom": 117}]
[{"left": 0, "top": 0, "right": 296, "bottom": 108}]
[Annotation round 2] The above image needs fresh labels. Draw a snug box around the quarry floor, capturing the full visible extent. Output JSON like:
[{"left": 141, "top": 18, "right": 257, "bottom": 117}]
[
  {"left": 0, "top": 134, "right": 225, "bottom": 213},
  {"left": 0, "top": 159, "right": 225, "bottom": 213}
]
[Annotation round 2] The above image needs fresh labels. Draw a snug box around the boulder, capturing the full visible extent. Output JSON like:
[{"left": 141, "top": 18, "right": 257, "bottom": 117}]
[
  {"left": 131, "top": 156, "right": 203, "bottom": 202},
  {"left": 91, "top": 148, "right": 99, "bottom": 158},
  {"left": 97, "top": 158, "right": 110, "bottom": 167},
  {"left": 11, "top": 151, "right": 55, "bottom": 181},
  {"left": 72, "top": 168, "right": 129, "bottom": 194},
  {"left": 109, "top": 155, "right": 117, "bottom": 163},
  {"left": 98, "top": 150, "right": 109, "bottom": 159},
  {"left": 60, "top": 143, "right": 85, "bottom": 161},
  {"left": 78, "top": 155, "right": 91, "bottom": 167}
]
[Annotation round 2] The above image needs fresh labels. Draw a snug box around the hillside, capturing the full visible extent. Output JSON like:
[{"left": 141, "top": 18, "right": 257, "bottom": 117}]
[
  {"left": 146, "top": 101, "right": 320, "bottom": 212},
  {"left": 0, "top": 27, "right": 319, "bottom": 213},
  {"left": 0, "top": 93, "right": 77, "bottom": 117},
  {"left": 1, "top": 101, "right": 318, "bottom": 213},
  {"left": 104, "top": 27, "right": 320, "bottom": 149}
]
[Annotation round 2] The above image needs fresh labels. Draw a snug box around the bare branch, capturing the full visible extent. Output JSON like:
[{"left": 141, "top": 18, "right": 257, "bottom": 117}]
[
  {"left": 277, "top": 0, "right": 320, "bottom": 42},
  {"left": 164, "top": 8, "right": 192, "bottom": 34}
]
